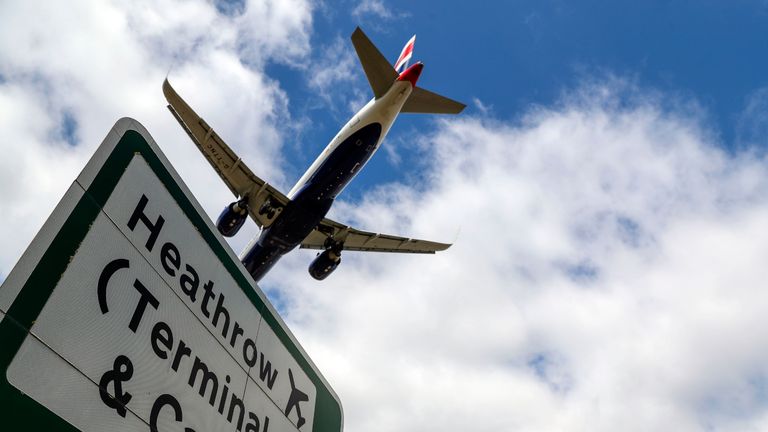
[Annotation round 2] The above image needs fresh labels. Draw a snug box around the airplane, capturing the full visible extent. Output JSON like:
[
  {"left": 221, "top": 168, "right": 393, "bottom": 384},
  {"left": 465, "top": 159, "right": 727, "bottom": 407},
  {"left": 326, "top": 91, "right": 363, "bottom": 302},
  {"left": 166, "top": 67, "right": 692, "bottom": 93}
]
[
  {"left": 284, "top": 368, "right": 309, "bottom": 428},
  {"left": 163, "top": 27, "right": 465, "bottom": 281}
]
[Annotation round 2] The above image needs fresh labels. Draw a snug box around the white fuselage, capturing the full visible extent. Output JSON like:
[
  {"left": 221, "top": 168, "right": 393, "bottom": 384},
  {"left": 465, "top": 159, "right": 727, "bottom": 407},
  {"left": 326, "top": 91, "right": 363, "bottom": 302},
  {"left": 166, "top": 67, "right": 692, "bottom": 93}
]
[
  {"left": 239, "top": 80, "right": 415, "bottom": 280},
  {"left": 287, "top": 80, "right": 414, "bottom": 199}
]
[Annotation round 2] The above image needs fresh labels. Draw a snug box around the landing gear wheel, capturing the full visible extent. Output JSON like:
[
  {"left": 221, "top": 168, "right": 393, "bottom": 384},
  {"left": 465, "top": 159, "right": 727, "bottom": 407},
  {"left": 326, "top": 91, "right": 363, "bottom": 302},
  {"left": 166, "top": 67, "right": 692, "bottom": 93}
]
[{"left": 258, "top": 199, "right": 280, "bottom": 219}]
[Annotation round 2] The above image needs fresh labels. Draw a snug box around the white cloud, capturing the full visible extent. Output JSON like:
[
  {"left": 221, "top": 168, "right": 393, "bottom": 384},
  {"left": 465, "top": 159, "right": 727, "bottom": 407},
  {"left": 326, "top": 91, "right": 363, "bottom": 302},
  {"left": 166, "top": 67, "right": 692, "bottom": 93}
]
[
  {"left": 352, "top": 0, "right": 395, "bottom": 21},
  {"left": 0, "top": 0, "right": 312, "bottom": 268},
  {"left": 235, "top": 0, "right": 314, "bottom": 67},
  {"left": 267, "top": 80, "right": 768, "bottom": 431},
  {"left": 737, "top": 86, "right": 768, "bottom": 149},
  {"left": 472, "top": 97, "right": 494, "bottom": 116},
  {"left": 5, "top": 2, "right": 768, "bottom": 431},
  {"left": 351, "top": 0, "right": 409, "bottom": 30},
  {"left": 306, "top": 34, "right": 367, "bottom": 116}
]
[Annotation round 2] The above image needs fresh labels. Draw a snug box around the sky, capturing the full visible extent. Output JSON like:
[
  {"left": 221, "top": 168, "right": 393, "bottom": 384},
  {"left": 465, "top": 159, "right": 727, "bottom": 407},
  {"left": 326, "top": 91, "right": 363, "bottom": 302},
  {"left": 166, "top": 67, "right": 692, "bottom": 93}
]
[{"left": 2, "top": 0, "right": 768, "bottom": 430}]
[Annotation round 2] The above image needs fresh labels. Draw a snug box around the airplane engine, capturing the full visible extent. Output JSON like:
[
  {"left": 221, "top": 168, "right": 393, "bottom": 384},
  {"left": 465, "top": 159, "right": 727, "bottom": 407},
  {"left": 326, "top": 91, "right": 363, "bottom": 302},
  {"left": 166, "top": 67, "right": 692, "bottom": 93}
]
[
  {"left": 308, "top": 249, "right": 341, "bottom": 280},
  {"left": 216, "top": 199, "right": 248, "bottom": 237}
]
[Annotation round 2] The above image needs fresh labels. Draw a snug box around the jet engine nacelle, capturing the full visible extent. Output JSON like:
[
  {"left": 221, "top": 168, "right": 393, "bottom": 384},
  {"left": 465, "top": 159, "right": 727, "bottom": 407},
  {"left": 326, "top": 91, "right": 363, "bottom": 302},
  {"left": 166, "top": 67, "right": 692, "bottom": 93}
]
[
  {"left": 216, "top": 199, "right": 248, "bottom": 237},
  {"left": 308, "top": 249, "right": 341, "bottom": 280}
]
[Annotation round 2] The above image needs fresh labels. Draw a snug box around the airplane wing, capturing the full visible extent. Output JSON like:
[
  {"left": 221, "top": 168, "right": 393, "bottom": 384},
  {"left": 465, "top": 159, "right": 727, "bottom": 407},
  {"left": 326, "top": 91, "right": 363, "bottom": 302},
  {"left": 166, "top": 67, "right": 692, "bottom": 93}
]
[
  {"left": 300, "top": 217, "right": 451, "bottom": 253},
  {"left": 163, "top": 79, "right": 288, "bottom": 228}
]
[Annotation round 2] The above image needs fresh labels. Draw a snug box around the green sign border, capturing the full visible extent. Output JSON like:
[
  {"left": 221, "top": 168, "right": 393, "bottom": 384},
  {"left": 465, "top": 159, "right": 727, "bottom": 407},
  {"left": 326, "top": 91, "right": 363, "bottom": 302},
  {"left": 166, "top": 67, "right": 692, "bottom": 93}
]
[{"left": 0, "top": 128, "right": 342, "bottom": 431}]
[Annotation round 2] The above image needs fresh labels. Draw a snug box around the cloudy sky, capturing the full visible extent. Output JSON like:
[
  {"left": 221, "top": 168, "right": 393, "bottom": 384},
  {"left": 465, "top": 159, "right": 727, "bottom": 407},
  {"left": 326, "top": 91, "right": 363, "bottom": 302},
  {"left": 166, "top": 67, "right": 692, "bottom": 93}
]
[{"left": 3, "top": 0, "right": 768, "bottom": 430}]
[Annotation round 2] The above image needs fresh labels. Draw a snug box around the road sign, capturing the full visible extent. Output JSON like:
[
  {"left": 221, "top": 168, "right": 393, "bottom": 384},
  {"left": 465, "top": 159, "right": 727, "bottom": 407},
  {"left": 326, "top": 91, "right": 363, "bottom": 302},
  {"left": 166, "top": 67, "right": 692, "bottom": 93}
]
[{"left": 0, "top": 118, "right": 343, "bottom": 432}]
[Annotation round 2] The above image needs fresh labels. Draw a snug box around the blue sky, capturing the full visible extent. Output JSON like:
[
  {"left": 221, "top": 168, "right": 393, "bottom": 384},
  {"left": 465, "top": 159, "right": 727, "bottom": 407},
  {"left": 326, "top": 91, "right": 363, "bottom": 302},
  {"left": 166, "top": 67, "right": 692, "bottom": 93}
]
[
  {"left": 265, "top": 0, "right": 768, "bottom": 200},
  {"left": 4, "top": 1, "right": 768, "bottom": 431}
]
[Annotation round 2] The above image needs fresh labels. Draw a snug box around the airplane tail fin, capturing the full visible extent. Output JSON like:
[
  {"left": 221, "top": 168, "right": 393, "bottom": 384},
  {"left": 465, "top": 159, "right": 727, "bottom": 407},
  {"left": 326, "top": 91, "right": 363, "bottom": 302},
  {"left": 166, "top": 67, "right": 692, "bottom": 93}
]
[
  {"left": 351, "top": 27, "right": 398, "bottom": 99},
  {"left": 351, "top": 27, "right": 465, "bottom": 114},
  {"left": 394, "top": 34, "right": 416, "bottom": 74}
]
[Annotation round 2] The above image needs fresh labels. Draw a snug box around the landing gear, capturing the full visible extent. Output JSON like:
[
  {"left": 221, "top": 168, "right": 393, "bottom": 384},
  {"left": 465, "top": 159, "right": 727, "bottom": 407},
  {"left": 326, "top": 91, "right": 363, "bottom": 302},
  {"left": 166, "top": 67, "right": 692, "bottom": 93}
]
[{"left": 258, "top": 198, "right": 280, "bottom": 219}]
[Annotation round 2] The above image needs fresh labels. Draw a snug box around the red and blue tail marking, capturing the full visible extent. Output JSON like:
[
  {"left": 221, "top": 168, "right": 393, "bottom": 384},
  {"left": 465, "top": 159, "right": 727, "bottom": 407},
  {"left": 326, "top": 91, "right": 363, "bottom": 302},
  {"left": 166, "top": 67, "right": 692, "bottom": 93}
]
[{"left": 394, "top": 35, "right": 416, "bottom": 73}]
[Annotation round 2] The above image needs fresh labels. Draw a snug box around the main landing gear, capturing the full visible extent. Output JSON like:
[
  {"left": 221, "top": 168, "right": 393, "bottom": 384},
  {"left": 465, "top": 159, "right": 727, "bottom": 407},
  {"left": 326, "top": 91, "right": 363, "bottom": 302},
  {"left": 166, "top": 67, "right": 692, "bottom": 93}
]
[{"left": 258, "top": 198, "right": 280, "bottom": 219}]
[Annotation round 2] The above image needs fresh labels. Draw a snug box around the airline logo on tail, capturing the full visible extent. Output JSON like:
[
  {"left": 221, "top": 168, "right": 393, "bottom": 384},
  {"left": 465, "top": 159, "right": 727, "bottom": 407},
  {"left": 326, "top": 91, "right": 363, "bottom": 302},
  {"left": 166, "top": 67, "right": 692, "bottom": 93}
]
[{"left": 394, "top": 34, "right": 416, "bottom": 73}]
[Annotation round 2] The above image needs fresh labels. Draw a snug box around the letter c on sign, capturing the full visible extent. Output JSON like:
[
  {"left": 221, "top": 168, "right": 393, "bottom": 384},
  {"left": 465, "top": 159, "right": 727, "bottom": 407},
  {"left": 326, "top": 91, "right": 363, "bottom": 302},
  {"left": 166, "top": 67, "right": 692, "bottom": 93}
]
[
  {"left": 98, "top": 258, "right": 130, "bottom": 314},
  {"left": 150, "top": 394, "right": 196, "bottom": 432}
]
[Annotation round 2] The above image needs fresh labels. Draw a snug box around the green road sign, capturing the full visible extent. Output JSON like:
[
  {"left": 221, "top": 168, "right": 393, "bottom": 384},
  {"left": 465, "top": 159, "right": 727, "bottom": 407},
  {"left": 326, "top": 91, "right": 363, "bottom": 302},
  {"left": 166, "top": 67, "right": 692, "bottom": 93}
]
[{"left": 0, "top": 119, "right": 343, "bottom": 432}]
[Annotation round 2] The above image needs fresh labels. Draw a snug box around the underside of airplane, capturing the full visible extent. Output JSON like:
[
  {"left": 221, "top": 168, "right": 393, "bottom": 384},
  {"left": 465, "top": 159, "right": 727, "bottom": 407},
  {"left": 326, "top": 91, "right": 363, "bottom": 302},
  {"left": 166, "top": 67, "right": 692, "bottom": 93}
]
[{"left": 163, "top": 27, "right": 464, "bottom": 281}]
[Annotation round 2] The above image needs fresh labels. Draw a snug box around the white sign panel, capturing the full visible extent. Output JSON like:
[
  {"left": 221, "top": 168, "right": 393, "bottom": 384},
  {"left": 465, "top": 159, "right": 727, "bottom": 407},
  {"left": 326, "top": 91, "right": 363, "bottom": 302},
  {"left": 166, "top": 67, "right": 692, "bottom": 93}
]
[{"left": 0, "top": 119, "right": 342, "bottom": 432}]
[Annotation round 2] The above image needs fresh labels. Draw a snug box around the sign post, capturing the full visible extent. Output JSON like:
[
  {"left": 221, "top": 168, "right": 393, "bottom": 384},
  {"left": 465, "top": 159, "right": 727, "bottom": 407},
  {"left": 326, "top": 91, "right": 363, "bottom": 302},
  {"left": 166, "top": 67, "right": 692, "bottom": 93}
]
[{"left": 0, "top": 118, "right": 343, "bottom": 432}]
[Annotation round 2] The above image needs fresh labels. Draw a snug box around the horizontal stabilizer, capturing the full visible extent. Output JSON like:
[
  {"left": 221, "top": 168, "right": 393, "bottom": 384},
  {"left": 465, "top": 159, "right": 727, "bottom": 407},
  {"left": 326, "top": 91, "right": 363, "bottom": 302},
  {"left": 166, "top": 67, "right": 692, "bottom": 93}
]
[
  {"left": 351, "top": 27, "right": 398, "bottom": 99},
  {"left": 402, "top": 86, "right": 466, "bottom": 114}
]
